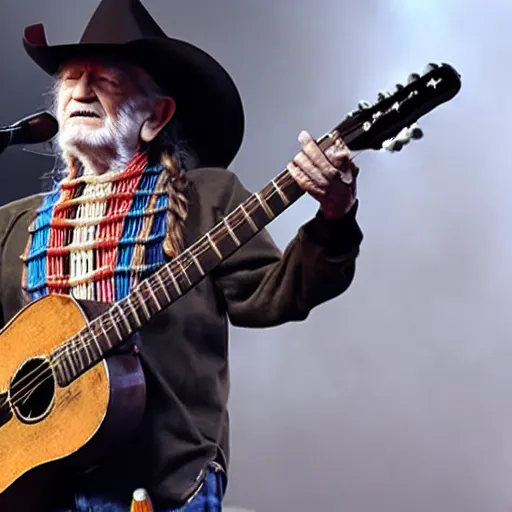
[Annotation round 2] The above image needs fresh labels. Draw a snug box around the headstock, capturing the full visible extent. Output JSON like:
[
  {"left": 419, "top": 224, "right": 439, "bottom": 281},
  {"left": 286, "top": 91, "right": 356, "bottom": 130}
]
[{"left": 320, "top": 63, "right": 461, "bottom": 153}]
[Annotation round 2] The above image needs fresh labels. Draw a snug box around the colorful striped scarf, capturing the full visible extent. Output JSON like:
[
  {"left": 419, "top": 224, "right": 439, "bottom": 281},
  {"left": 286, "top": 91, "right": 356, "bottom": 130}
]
[{"left": 22, "top": 152, "right": 170, "bottom": 303}]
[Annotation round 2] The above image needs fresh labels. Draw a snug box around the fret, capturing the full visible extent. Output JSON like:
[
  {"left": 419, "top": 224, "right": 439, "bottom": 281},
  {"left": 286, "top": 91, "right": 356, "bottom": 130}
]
[
  {"left": 82, "top": 329, "right": 102, "bottom": 362},
  {"left": 188, "top": 249, "right": 205, "bottom": 276},
  {"left": 109, "top": 307, "right": 124, "bottom": 340},
  {"left": 144, "top": 280, "right": 162, "bottom": 312},
  {"left": 60, "top": 346, "right": 72, "bottom": 383},
  {"left": 134, "top": 288, "right": 151, "bottom": 321},
  {"left": 260, "top": 183, "right": 285, "bottom": 219},
  {"left": 160, "top": 267, "right": 182, "bottom": 296},
  {"left": 239, "top": 204, "right": 258, "bottom": 232},
  {"left": 223, "top": 218, "right": 240, "bottom": 246},
  {"left": 207, "top": 224, "right": 236, "bottom": 261},
  {"left": 98, "top": 317, "right": 113, "bottom": 349},
  {"left": 71, "top": 339, "right": 87, "bottom": 374},
  {"left": 155, "top": 271, "right": 173, "bottom": 302},
  {"left": 64, "top": 342, "right": 78, "bottom": 377},
  {"left": 113, "top": 303, "right": 131, "bottom": 333},
  {"left": 271, "top": 179, "right": 290, "bottom": 206},
  {"left": 52, "top": 164, "right": 311, "bottom": 387},
  {"left": 176, "top": 259, "right": 192, "bottom": 286},
  {"left": 189, "top": 241, "right": 221, "bottom": 278},
  {"left": 125, "top": 298, "right": 142, "bottom": 328},
  {"left": 206, "top": 233, "right": 223, "bottom": 259},
  {"left": 78, "top": 331, "right": 94, "bottom": 366},
  {"left": 255, "top": 192, "right": 274, "bottom": 219},
  {"left": 63, "top": 340, "right": 76, "bottom": 374},
  {"left": 169, "top": 268, "right": 183, "bottom": 295},
  {"left": 276, "top": 171, "right": 305, "bottom": 203},
  {"left": 52, "top": 357, "right": 66, "bottom": 386}
]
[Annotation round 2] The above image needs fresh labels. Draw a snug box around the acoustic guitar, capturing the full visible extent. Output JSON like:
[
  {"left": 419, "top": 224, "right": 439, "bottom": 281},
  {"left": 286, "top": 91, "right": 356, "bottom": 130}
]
[{"left": 0, "top": 62, "right": 461, "bottom": 511}]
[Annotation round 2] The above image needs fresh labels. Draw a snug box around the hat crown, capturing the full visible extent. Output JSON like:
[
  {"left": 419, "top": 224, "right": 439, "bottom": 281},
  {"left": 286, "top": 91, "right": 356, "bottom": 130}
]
[
  {"left": 80, "top": 0, "right": 167, "bottom": 44},
  {"left": 22, "top": 0, "right": 245, "bottom": 167}
]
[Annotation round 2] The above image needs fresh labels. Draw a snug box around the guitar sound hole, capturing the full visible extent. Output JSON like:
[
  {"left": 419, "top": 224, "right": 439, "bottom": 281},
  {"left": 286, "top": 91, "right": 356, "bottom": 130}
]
[{"left": 10, "top": 357, "right": 55, "bottom": 423}]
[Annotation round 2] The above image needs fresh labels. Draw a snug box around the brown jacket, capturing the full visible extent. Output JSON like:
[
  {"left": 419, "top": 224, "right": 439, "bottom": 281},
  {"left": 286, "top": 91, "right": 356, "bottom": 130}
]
[{"left": 0, "top": 167, "right": 363, "bottom": 509}]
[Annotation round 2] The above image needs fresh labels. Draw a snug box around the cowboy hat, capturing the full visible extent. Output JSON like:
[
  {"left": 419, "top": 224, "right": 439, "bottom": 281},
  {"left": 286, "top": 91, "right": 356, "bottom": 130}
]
[{"left": 22, "top": 0, "right": 245, "bottom": 168}]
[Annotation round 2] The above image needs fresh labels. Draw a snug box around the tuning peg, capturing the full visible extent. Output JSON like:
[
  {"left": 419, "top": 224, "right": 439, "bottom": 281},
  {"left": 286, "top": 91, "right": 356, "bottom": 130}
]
[
  {"left": 377, "top": 90, "right": 393, "bottom": 101},
  {"left": 422, "top": 63, "right": 439, "bottom": 75},
  {"left": 382, "top": 139, "right": 403, "bottom": 152},
  {"left": 395, "top": 83, "right": 405, "bottom": 91},
  {"left": 410, "top": 123, "right": 423, "bottom": 139},
  {"left": 381, "top": 123, "right": 424, "bottom": 153},
  {"left": 358, "top": 100, "right": 373, "bottom": 110},
  {"left": 407, "top": 73, "right": 420, "bottom": 83},
  {"left": 394, "top": 126, "right": 413, "bottom": 144},
  {"left": 397, "top": 123, "right": 423, "bottom": 142}
]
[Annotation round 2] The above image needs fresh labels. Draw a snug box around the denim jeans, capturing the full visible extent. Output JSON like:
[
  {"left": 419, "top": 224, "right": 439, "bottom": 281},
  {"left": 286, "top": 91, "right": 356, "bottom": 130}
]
[{"left": 56, "top": 469, "right": 224, "bottom": 512}]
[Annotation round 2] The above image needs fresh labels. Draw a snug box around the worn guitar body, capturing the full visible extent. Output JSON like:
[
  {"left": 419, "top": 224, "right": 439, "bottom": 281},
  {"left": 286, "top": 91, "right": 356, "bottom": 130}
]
[{"left": 0, "top": 294, "right": 146, "bottom": 512}]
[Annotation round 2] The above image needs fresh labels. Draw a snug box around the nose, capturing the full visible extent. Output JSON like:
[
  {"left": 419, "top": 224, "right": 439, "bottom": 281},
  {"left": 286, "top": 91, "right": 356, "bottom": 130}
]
[{"left": 71, "top": 74, "right": 96, "bottom": 103}]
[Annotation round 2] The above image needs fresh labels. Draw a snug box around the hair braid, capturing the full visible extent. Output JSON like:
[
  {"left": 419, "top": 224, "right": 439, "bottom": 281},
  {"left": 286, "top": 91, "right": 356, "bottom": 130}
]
[
  {"left": 65, "top": 156, "right": 81, "bottom": 181},
  {"left": 160, "top": 150, "right": 189, "bottom": 259}
]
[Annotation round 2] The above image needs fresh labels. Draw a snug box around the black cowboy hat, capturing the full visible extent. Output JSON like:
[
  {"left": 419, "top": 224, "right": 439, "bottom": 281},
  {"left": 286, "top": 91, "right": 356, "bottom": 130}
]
[{"left": 22, "top": 0, "right": 245, "bottom": 168}]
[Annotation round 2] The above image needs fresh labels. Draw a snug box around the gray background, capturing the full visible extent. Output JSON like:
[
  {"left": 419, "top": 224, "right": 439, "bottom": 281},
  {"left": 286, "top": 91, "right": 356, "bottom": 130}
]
[{"left": 1, "top": 0, "right": 508, "bottom": 511}]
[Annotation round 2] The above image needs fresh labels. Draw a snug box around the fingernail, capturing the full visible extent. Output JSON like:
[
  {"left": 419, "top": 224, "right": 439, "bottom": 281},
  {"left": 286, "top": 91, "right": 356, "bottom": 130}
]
[{"left": 298, "top": 130, "right": 307, "bottom": 143}]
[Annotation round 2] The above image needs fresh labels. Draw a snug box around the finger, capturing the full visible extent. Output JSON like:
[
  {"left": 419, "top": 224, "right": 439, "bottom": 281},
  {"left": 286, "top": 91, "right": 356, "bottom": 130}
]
[
  {"left": 337, "top": 157, "right": 359, "bottom": 185},
  {"left": 324, "top": 139, "right": 352, "bottom": 167},
  {"left": 292, "top": 151, "right": 331, "bottom": 188},
  {"left": 287, "top": 161, "right": 325, "bottom": 199},
  {"left": 297, "top": 130, "right": 338, "bottom": 177},
  {"left": 321, "top": 176, "right": 357, "bottom": 214}
]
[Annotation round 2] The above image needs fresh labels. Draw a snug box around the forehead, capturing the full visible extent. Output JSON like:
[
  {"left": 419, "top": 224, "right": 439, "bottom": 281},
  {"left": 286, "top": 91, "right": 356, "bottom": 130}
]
[{"left": 58, "top": 58, "right": 145, "bottom": 80}]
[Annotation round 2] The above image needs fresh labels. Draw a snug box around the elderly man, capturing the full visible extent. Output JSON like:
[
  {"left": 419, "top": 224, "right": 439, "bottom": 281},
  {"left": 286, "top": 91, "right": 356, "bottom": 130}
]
[{"left": 0, "top": 0, "right": 363, "bottom": 510}]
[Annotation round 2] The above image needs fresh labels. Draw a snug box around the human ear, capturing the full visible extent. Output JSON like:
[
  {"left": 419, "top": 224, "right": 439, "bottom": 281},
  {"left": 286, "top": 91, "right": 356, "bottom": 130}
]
[{"left": 140, "top": 96, "right": 176, "bottom": 143}]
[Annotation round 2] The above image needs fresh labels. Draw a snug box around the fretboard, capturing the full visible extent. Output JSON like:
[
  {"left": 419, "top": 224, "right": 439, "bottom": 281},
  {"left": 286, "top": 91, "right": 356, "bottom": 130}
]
[{"left": 51, "top": 130, "right": 347, "bottom": 386}]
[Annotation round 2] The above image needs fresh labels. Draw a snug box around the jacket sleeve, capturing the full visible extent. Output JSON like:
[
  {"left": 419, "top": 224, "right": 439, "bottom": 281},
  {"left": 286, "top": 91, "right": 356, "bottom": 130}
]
[
  {"left": 212, "top": 172, "right": 363, "bottom": 328},
  {"left": 0, "top": 204, "right": 15, "bottom": 330}
]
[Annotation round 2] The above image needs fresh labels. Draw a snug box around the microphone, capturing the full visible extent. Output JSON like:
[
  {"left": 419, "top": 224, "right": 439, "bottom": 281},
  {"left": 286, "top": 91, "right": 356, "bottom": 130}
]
[{"left": 0, "top": 111, "right": 59, "bottom": 155}]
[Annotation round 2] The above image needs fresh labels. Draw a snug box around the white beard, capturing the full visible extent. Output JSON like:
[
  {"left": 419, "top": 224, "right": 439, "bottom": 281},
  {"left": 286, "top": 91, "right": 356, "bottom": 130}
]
[{"left": 57, "top": 99, "right": 150, "bottom": 175}]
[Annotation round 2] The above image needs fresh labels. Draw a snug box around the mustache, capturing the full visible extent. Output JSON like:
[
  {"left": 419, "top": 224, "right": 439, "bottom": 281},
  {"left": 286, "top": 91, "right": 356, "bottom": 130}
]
[{"left": 65, "top": 106, "right": 104, "bottom": 119}]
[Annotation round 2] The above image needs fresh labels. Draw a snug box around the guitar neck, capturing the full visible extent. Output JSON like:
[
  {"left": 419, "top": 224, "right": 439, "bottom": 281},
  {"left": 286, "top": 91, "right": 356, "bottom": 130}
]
[
  {"left": 50, "top": 164, "right": 312, "bottom": 386},
  {"left": 50, "top": 121, "right": 358, "bottom": 386},
  {"left": 49, "top": 60, "right": 463, "bottom": 386},
  {"left": 49, "top": 117, "right": 363, "bottom": 386}
]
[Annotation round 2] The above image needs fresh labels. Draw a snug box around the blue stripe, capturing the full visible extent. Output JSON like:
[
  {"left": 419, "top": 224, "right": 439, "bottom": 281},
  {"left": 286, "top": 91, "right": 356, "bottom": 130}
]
[
  {"left": 113, "top": 165, "right": 169, "bottom": 300},
  {"left": 24, "top": 189, "right": 62, "bottom": 298}
]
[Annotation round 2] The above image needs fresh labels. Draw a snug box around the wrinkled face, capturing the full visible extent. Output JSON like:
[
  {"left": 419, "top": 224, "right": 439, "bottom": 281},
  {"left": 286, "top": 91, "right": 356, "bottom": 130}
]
[{"left": 55, "top": 59, "right": 175, "bottom": 171}]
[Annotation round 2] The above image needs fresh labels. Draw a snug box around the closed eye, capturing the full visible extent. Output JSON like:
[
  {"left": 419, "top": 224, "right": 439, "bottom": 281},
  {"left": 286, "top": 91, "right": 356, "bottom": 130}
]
[{"left": 99, "top": 76, "right": 119, "bottom": 86}]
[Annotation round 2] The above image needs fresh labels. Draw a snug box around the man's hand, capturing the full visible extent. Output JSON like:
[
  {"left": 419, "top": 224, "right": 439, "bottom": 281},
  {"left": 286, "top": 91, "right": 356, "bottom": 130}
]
[{"left": 287, "top": 130, "right": 358, "bottom": 220}]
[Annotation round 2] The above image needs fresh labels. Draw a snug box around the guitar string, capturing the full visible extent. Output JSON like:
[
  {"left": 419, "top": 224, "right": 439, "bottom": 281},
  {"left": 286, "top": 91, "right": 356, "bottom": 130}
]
[
  {"left": 3, "top": 86, "right": 447, "bottom": 402},
  {"left": 9, "top": 229, "right": 216, "bottom": 407},
  {"left": 6, "top": 178, "right": 300, "bottom": 408},
  {"left": 8, "top": 140, "right": 365, "bottom": 408},
  {"left": 9, "top": 139, "right": 367, "bottom": 408},
  {"left": 4, "top": 121, "right": 421, "bottom": 407},
  {"left": 7, "top": 131, "right": 365, "bottom": 407}
]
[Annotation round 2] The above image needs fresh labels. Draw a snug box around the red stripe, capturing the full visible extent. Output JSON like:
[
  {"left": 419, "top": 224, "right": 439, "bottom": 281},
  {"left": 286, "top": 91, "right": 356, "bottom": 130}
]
[
  {"left": 45, "top": 152, "right": 148, "bottom": 300},
  {"left": 97, "top": 153, "right": 147, "bottom": 301}
]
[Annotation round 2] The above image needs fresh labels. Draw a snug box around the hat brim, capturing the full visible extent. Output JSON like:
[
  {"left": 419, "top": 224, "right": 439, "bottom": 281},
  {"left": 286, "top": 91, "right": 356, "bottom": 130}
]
[{"left": 23, "top": 25, "right": 245, "bottom": 169}]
